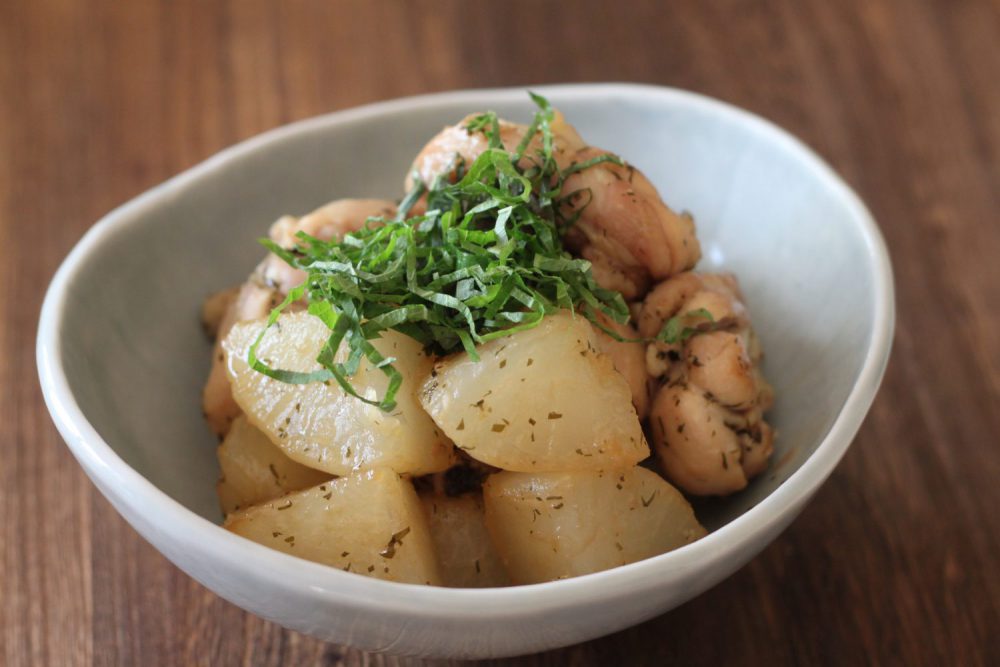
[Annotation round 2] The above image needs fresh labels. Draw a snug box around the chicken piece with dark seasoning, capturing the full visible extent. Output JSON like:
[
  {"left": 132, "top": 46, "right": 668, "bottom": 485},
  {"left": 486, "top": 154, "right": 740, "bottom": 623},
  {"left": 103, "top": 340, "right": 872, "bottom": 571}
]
[{"left": 639, "top": 272, "right": 774, "bottom": 496}]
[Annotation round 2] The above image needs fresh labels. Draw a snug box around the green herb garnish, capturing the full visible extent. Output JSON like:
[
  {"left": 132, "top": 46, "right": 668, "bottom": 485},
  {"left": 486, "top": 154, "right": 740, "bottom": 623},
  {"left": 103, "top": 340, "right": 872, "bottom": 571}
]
[
  {"left": 248, "top": 93, "right": 628, "bottom": 411},
  {"left": 656, "top": 308, "right": 716, "bottom": 345}
]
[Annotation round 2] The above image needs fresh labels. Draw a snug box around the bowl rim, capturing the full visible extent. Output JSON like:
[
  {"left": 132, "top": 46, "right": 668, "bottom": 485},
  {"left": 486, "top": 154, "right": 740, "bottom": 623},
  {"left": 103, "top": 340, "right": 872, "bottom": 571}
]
[{"left": 36, "top": 82, "right": 894, "bottom": 618}]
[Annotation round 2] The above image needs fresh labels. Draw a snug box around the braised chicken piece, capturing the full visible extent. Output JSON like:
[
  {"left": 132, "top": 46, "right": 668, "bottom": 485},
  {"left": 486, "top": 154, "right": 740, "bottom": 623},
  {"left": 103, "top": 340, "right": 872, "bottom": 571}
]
[
  {"left": 639, "top": 272, "right": 774, "bottom": 495},
  {"left": 405, "top": 112, "right": 585, "bottom": 191},
  {"left": 406, "top": 114, "right": 699, "bottom": 300},
  {"left": 560, "top": 147, "right": 700, "bottom": 299}
]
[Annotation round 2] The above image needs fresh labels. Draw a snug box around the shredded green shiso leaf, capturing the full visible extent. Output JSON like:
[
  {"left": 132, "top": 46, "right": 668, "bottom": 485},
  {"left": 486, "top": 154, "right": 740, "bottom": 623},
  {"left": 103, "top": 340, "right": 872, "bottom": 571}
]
[
  {"left": 248, "top": 93, "right": 629, "bottom": 411},
  {"left": 657, "top": 308, "right": 716, "bottom": 345}
]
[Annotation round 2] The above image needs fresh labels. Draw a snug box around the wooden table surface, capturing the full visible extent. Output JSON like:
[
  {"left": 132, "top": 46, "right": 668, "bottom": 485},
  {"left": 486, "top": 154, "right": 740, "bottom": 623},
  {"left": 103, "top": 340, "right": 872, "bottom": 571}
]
[{"left": 3, "top": 0, "right": 998, "bottom": 664}]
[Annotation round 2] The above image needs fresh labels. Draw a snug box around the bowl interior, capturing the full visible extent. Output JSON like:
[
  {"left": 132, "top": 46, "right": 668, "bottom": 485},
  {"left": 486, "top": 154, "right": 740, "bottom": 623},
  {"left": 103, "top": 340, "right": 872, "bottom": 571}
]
[{"left": 55, "top": 87, "right": 879, "bottom": 530}]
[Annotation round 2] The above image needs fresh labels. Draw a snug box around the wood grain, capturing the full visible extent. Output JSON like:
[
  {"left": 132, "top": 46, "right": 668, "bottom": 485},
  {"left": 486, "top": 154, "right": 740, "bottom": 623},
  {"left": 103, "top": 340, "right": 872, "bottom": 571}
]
[{"left": 2, "top": 0, "right": 998, "bottom": 664}]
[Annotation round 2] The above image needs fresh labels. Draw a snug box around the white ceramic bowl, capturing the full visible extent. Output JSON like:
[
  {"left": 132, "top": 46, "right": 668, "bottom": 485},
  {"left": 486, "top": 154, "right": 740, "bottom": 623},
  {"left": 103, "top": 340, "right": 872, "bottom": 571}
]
[{"left": 37, "top": 84, "right": 893, "bottom": 658}]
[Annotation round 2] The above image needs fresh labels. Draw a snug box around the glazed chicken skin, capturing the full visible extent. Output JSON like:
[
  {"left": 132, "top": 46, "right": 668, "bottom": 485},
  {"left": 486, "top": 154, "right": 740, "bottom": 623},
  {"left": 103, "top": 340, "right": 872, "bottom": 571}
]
[
  {"left": 406, "top": 114, "right": 700, "bottom": 300},
  {"left": 201, "top": 198, "right": 397, "bottom": 437},
  {"left": 639, "top": 272, "right": 774, "bottom": 496}
]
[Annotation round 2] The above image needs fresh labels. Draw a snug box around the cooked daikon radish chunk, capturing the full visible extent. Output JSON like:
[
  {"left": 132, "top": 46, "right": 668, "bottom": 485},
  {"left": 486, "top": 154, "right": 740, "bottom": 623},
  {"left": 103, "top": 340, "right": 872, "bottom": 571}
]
[
  {"left": 223, "top": 311, "right": 455, "bottom": 477},
  {"left": 225, "top": 470, "right": 442, "bottom": 585},
  {"left": 203, "top": 280, "right": 282, "bottom": 437},
  {"left": 420, "top": 311, "right": 648, "bottom": 472},
  {"left": 419, "top": 492, "right": 509, "bottom": 588},
  {"left": 216, "top": 415, "right": 331, "bottom": 515},
  {"left": 483, "top": 467, "right": 705, "bottom": 584}
]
